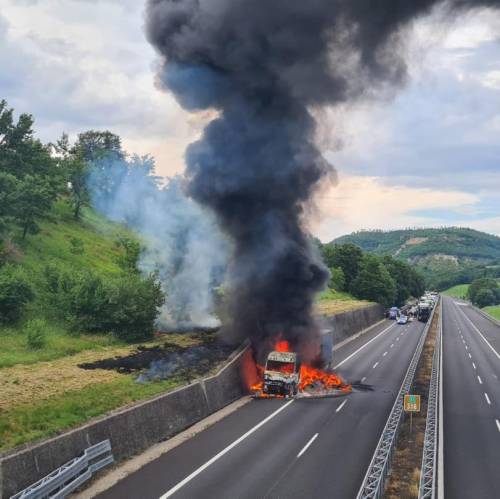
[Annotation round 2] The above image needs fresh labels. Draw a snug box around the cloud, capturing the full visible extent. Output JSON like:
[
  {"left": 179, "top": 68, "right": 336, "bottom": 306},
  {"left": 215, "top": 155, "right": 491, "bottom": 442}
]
[
  {"left": 310, "top": 175, "right": 479, "bottom": 241},
  {"left": 0, "top": 0, "right": 196, "bottom": 175}
]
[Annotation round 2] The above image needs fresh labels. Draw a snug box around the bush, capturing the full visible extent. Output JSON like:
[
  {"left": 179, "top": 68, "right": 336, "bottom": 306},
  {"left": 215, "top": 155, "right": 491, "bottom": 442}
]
[
  {"left": 25, "top": 318, "right": 47, "bottom": 349},
  {"left": 106, "top": 273, "right": 164, "bottom": 342},
  {"left": 43, "top": 262, "right": 164, "bottom": 341},
  {"left": 0, "top": 264, "right": 34, "bottom": 323},
  {"left": 329, "top": 266, "right": 345, "bottom": 291}
]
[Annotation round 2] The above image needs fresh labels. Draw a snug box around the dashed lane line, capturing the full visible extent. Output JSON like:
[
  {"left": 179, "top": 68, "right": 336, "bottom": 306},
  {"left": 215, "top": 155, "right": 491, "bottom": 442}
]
[
  {"left": 485, "top": 393, "right": 492, "bottom": 405},
  {"left": 336, "top": 400, "right": 347, "bottom": 413},
  {"left": 297, "top": 433, "right": 319, "bottom": 458}
]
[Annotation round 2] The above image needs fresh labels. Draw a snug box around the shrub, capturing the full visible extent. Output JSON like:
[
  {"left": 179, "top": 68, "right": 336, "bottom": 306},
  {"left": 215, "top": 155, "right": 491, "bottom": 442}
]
[
  {"left": 25, "top": 318, "right": 47, "bottom": 349},
  {"left": 0, "top": 264, "right": 34, "bottom": 323},
  {"left": 106, "top": 273, "right": 164, "bottom": 342}
]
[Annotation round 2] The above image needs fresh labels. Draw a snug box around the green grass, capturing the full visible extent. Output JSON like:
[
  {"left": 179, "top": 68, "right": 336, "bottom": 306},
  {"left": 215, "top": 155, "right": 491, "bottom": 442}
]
[
  {"left": 0, "top": 325, "right": 122, "bottom": 368},
  {"left": 0, "top": 375, "right": 184, "bottom": 451},
  {"left": 483, "top": 305, "right": 500, "bottom": 321},
  {"left": 317, "top": 288, "right": 356, "bottom": 301},
  {"left": 1, "top": 200, "right": 138, "bottom": 367},
  {"left": 442, "top": 284, "right": 470, "bottom": 299}
]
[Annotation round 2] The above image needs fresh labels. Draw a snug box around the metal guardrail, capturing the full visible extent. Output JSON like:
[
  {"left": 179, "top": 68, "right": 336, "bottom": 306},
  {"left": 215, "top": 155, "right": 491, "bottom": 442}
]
[
  {"left": 418, "top": 299, "right": 442, "bottom": 498},
  {"left": 356, "top": 301, "right": 439, "bottom": 499},
  {"left": 11, "top": 440, "right": 113, "bottom": 499}
]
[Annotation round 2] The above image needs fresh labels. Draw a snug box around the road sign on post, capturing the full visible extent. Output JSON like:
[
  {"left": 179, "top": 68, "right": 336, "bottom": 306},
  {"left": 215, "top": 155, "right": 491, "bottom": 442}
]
[{"left": 404, "top": 394, "right": 421, "bottom": 412}]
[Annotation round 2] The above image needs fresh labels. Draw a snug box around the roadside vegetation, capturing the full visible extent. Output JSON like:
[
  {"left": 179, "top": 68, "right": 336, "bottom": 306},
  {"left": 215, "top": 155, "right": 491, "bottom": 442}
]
[
  {"left": 319, "top": 242, "right": 425, "bottom": 308},
  {"left": 483, "top": 306, "right": 500, "bottom": 321},
  {"left": 467, "top": 277, "right": 500, "bottom": 308},
  {"left": 442, "top": 283, "right": 470, "bottom": 299}
]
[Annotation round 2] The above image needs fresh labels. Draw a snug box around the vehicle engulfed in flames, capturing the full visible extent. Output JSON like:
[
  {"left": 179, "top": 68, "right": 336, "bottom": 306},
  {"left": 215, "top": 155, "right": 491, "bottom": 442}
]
[
  {"left": 250, "top": 339, "right": 351, "bottom": 398},
  {"left": 262, "top": 351, "right": 299, "bottom": 397}
]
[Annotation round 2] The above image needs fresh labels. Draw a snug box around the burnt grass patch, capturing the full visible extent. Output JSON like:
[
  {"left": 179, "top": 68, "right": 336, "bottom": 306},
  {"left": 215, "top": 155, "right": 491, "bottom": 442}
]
[{"left": 78, "top": 333, "right": 236, "bottom": 381}]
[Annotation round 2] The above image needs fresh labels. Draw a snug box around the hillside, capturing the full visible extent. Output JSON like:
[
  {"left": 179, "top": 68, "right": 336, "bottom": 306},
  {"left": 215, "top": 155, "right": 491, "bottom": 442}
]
[{"left": 330, "top": 228, "right": 500, "bottom": 289}]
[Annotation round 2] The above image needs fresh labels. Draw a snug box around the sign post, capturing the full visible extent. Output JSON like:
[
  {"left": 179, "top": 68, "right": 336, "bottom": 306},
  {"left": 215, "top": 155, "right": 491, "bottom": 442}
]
[{"left": 404, "top": 394, "right": 421, "bottom": 438}]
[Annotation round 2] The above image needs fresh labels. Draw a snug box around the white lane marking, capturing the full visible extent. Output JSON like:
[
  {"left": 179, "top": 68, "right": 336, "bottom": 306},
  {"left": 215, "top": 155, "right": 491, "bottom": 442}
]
[
  {"left": 485, "top": 393, "right": 491, "bottom": 405},
  {"left": 458, "top": 308, "right": 500, "bottom": 360},
  {"left": 465, "top": 345, "right": 468, "bottom": 351},
  {"left": 373, "top": 362, "right": 379, "bottom": 369},
  {"left": 462, "top": 339, "right": 465, "bottom": 345},
  {"left": 438, "top": 299, "right": 444, "bottom": 499},
  {"left": 477, "top": 376, "right": 483, "bottom": 385},
  {"left": 333, "top": 323, "right": 397, "bottom": 369},
  {"left": 159, "top": 399, "right": 294, "bottom": 498},
  {"left": 361, "top": 376, "right": 367, "bottom": 383},
  {"left": 390, "top": 344, "right": 394, "bottom": 348},
  {"left": 468, "top": 353, "right": 472, "bottom": 359},
  {"left": 336, "top": 400, "right": 347, "bottom": 413},
  {"left": 472, "top": 362, "right": 477, "bottom": 370},
  {"left": 496, "top": 420, "right": 500, "bottom": 432},
  {"left": 396, "top": 337, "right": 400, "bottom": 342},
  {"left": 383, "top": 351, "right": 388, "bottom": 357},
  {"left": 297, "top": 433, "right": 319, "bottom": 458}
]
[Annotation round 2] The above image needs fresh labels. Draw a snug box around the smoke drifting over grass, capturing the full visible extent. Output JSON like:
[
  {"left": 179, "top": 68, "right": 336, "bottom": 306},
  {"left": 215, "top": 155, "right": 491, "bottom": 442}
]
[
  {"left": 89, "top": 157, "right": 228, "bottom": 330},
  {"left": 144, "top": 0, "right": 499, "bottom": 360}
]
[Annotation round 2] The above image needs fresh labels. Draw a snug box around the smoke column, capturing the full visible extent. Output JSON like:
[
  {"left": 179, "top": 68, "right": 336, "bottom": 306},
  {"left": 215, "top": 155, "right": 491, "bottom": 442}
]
[
  {"left": 88, "top": 157, "right": 227, "bottom": 330},
  {"left": 145, "top": 0, "right": 499, "bottom": 360}
]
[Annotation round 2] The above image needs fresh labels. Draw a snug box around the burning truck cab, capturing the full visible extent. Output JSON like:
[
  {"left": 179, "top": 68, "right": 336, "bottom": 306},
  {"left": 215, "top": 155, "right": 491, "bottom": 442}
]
[{"left": 263, "top": 351, "right": 299, "bottom": 397}]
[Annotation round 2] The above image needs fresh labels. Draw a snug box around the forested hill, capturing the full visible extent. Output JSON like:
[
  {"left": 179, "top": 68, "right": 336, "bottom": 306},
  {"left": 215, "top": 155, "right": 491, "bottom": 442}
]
[
  {"left": 329, "top": 228, "right": 500, "bottom": 290},
  {"left": 331, "top": 228, "right": 500, "bottom": 262}
]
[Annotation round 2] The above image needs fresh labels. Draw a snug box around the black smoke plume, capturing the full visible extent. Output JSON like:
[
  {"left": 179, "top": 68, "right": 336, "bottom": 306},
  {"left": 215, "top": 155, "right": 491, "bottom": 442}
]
[{"left": 145, "top": 0, "right": 499, "bottom": 361}]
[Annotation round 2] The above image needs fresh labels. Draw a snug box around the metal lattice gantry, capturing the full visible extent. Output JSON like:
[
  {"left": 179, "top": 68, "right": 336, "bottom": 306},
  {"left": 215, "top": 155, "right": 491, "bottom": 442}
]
[
  {"left": 11, "top": 440, "right": 113, "bottom": 499},
  {"left": 418, "top": 300, "right": 442, "bottom": 499},
  {"left": 356, "top": 301, "right": 439, "bottom": 499}
]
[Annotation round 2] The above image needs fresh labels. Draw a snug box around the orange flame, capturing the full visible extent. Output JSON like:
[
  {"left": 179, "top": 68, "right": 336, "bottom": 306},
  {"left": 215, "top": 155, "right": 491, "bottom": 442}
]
[{"left": 249, "top": 337, "right": 351, "bottom": 397}]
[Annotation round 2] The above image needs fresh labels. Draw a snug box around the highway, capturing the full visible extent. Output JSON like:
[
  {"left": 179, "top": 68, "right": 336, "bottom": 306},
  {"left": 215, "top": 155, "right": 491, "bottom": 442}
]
[
  {"left": 441, "top": 296, "right": 500, "bottom": 499},
  {"left": 97, "top": 317, "right": 426, "bottom": 499}
]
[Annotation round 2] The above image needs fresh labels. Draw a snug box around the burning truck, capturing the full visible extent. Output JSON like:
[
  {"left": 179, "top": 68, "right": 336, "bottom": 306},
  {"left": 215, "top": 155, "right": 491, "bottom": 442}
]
[
  {"left": 250, "top": 339, "right": 351, "bottom": 398},
  {"left": 262, "top": 351, "right": 299, "bottom": 397}
]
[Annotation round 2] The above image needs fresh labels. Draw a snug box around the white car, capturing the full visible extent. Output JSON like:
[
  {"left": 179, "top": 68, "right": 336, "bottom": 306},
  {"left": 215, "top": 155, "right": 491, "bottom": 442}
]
[{"left": 397, "top": 315, "right": 408, "bottom": 325}]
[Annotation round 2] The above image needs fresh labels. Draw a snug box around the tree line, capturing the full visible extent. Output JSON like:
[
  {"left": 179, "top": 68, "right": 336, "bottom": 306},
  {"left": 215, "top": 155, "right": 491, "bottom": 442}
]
[
  {"left": 320, "top": 242, "right": 426, "bottom": 308},
  {"left": 468, "top": 278, "right": 500, "bottom": 308},
  {"left": 0, "top": 99, "right": 163, "bottom": 342}
]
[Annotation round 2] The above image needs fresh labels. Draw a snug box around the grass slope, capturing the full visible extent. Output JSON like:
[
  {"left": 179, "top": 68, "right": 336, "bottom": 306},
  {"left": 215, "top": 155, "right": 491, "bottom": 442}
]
[
  {"left": 442, "top": 284, "right": 470, "bottom": 299},
  {"left": 483, "top": 306, "right": 500, "bottom": 321}
]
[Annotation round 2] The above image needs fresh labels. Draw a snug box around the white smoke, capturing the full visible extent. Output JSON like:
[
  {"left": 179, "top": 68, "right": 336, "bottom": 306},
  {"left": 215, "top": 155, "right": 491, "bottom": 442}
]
[{"left": 88, "top": 154, "right": 228, "bottom": 330}]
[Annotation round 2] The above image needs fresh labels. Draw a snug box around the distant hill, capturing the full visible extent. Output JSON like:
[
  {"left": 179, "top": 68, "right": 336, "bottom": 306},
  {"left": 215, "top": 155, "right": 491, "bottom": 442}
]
[{"left": 330, "top": 227, "right": 500, "bottom": 289}]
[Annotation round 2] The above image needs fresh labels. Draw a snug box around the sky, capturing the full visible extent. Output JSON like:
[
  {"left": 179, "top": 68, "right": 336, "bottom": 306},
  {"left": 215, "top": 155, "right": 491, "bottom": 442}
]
[{"left": 0, "top": 0, "right": 499, "bottom": 242}]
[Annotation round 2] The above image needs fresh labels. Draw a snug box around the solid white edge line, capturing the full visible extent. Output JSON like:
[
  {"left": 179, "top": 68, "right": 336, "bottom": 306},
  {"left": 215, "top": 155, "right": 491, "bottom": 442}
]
[
  {"left": 158, "top": 399, "right": 294, "bottom": 498},
  {"left": 485, "top": 393, "right": 491, "bottom": 405},
  {"left": 297, "top": 433, "right": 319, "bottom": 458},
  {"left": 333, "top": 322, "right": 396, "bottom": 369},
  {"left": 438, "top": 298, "right": 445, "bottom": 499},
  {"left": 336, "top": 400, "right": 347, "bottom": 413},
  {"left": 458, "top": 307, "right": 500, "bottom": 360},
  {"left": 496, "top": 419, "right": 500, "bottom": 432},
  {"left": 477, "top": 376, "right": 483, "bottom": 384}
]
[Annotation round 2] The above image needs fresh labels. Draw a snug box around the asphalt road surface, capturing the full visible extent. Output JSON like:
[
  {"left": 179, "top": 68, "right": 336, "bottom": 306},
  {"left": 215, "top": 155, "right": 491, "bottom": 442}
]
[
  {"left": 441, "top": 296, "right": 500, "bottom": 499},
  {"left": 97, "top": 318, "right": 426, "bottom": 499}
]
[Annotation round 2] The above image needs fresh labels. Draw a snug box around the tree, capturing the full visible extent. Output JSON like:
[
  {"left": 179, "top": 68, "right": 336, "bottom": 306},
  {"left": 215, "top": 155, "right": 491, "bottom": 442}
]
[
  {"left": 11, "top": 175, "right": 55, "bottom": 239},
  {"left": 0, "top": 171, "right": 17, "bottom": 231},
  {"left": 475, "top": 288, "right": 496, "bottom": 308},
  {"left": 468, "top": 278, "right": 499, "bottom": 307},
  {"left": 329, "top": 266, "right": 345, "bottom": 291},
  {"left": 0, "top": 264, "right": 34, "bottom": 323},
  {"left": 321, "top": 243, "right": 363, "bottom": 290},
  {"left": 73, "top": 130, "right": 124, "bottom": 163},
  {"left": 115, "top": 236, "right": 141, "bottom": 273},
  {"left": 350, "top": 255, "right": 397, "bottom": 308},
  {"left": 382, "top": 255, "right": 425, "bottom": 306}
]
